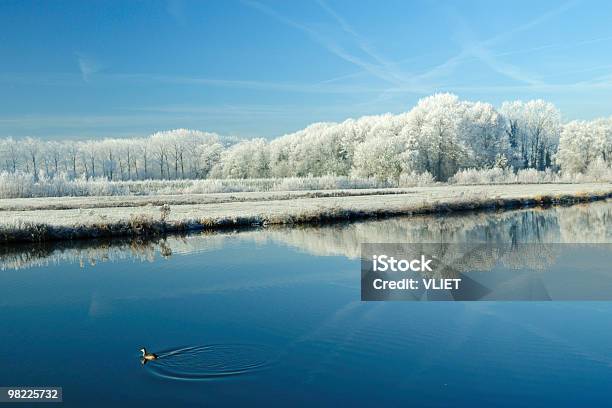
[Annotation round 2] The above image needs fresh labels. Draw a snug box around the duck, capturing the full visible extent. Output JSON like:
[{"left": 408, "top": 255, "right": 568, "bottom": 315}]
[{"left": 140, "top": 347, "right": 158, "bottom": 363}]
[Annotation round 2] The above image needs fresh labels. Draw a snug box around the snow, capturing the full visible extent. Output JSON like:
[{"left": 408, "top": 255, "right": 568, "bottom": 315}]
[
  {"left": 0, "top": 187, "right": 425, "bottom": 211},
  {"left": 1, "top": 183, "right": 610, "bottom": 243}
]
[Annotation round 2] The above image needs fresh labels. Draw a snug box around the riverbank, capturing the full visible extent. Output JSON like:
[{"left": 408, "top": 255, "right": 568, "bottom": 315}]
[{"left": 1, "top": 183, "right": 611, "bottom": 243}]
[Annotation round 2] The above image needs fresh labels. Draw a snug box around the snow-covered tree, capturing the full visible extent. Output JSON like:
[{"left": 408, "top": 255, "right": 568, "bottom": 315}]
[
  {"left": 557, "top": 118, "right": 612, "bottom": 174},
  {"left": 212, "top": 138, "right": 270, "bottom": 179},
  {"left": 500, "top": 100, "right": 561, "bottom": 170},
  {"left": 462, "top": 102, "right": 509, "bottom": 168},
  {"left": 557, "top": 121, "right": 594, "bottom": 174},
  {"left": 22, "top": 137, "right": 42, "bottom": 180},
  {"left": 352, "top": 132, "right": 404, "bottom": 181},
  {"left": 0, "top": 137, "right": 20, "bottom": 173},
  {"left": 591, "top": 118, "right": 612, "bottom": 163},
  {"left": 400, "top": 93, "right": 469, "bottom": 181}
]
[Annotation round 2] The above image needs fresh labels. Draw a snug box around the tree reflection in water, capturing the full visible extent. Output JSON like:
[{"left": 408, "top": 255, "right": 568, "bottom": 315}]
[{"left": 1, "top": 200, "right": 610, "bottom": 271}]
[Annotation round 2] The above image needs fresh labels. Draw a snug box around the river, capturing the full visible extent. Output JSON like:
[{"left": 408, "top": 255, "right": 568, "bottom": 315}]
[{"left": 1, "top": 201, "right": 611, "bottom": 407}]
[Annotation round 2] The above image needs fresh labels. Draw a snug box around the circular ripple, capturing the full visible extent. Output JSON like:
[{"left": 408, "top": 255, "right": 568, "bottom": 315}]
[{"left": 144, "top": 344, "right": 273, "bottom": 381}]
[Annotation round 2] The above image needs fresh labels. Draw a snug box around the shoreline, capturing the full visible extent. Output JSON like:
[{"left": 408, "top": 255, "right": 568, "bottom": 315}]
[{"left": 1, "top": 183, "right": 611, "bottom": 243}]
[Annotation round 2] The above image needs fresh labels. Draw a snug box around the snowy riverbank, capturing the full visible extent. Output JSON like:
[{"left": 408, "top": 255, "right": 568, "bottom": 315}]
[{"left": 1, "top": 183, "right": 611, "bottom": 243}]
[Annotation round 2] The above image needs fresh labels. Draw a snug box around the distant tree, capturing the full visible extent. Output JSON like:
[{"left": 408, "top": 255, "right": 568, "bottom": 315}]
[
  {"left": 501, "top": 100, "right": 561, "bottom": 170},
  {"left": 23, "top": 138, "right": 41, "bottom": 181},
  {"left": 0, "top": 138, "right": 19, "bottom": 173},
  {"left": 462, "top": 102, "right": 508, "bottom": 169},
  {"left": 352, "top": 132, "right": 404, "bottom": 181},
  {"left": 213, "top": 139, "right": 270, "bottom": 179},
  {"left": 557, "top": 118, "right": 612, "bottom": 174},
  {"left": 401, "top": 93, "right": 469, "bottom": 181}
]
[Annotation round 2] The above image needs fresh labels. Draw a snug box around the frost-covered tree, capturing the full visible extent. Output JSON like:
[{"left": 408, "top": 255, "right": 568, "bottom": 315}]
[
  {"left": 195, "top": 142, "right": 224, "bottom": 178},
  {"left": 212, "top": 138, "right": 270, "bottom": 179},
  {"left": 400, "top": 93, "right": 469, "bottom": 181},
  {"left": 352, "top": 132, "right": 405, "bottom": 181},
  {"left": 23, "top": 137, "right": 42, "bottom": 180},
  {"left": 0, "top": 129, "right": 230, "bottom": 181},
  {"left": 591, "top": 118, "right": 612, "bottom": 163},
  {"left": 500, "top": 100, "right": 561, "bottom": 170},
  {"left": 462, "top": 102, "right": 509, "bottom": 168},
  {"left": 557, "top": 118, "right": 612, "bottom": 174},
  {"left": 149, "top": 129, "right": 221, "bottom": 179},
  {"left": 557, "top": 121, "right": 594, "bottom": 174},
  {"left": 0, "top": 137, "right": 20, "bottom": 173},
  {"left": 65, "top": 142, "right": 80, "bottom": 177}
]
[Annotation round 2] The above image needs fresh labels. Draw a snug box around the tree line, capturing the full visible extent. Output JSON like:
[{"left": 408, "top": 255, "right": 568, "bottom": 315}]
[{"left": 1, "top": 93, "right": 610, "bottom": 182}]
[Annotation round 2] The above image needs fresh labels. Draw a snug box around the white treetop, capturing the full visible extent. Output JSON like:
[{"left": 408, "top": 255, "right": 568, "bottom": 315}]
[{"left": 0, "top": 94, "right": 609, "bottom": 182}]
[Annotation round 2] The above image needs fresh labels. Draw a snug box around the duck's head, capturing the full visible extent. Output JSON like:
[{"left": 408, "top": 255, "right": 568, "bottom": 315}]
[{"left": 139, "top": 347, "right": 146, "bottom": 355}]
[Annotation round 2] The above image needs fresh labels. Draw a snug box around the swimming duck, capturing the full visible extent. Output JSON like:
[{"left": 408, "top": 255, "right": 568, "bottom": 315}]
[{"left": 140, "top": 348, "right": 158, "bottom": 362}]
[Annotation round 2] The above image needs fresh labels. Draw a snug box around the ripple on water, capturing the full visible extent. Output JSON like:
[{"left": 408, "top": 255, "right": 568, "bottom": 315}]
[{"left": 144, "top": 344, "right": 273, "bottom": 381}]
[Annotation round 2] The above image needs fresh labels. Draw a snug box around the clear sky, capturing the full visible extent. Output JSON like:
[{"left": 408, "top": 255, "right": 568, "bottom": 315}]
[{"left": 1, "top": 0, "right": 612, "bottom": 140}]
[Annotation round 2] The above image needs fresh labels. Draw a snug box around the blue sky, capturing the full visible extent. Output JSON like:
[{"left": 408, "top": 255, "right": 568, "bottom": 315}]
[{"left": 1, "top": 0, "right": 612, "bottom": 140}]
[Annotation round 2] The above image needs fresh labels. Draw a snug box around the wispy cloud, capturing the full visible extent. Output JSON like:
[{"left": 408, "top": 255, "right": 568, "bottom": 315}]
[
  {"left": 111, "top": 72, "right": 382, "bottom": 93},
  {"left": 0, "top": 113, "right": 168, "bottom": 127},
  {"left": 493, "top": 34, "right": 612, "bottom": 59},
  {"left": 482, "top": 0, "right": 579, "bottom": 47},
  {"left": 127, "top": 103, "right": 309, "bottom": 117},
  {"left": 242, "top": 0, "right": 407, "bottom": 86},
  {"left": 388, "top": 80, "right": 612, "bottom": 94},
  {"left": 76, "top": 53, "right": 101, "bottom": 82},
  {"left": 398, "top": 32, "right": 612, "bottom": 88},
  {"left": 315, "top": 0, "right": 408, "bottom": 84},
  {"left": 259, "top": 0, "right": 583, "bottom": 93},
  {"left": 410, "top": 0, "right": 579, "bottom": 87},
  {"left": 461, "top": 41, "right": 544, "bottom": 86},
  {"left": 0, "top": 71, "right": 384, "bottom": 94}
]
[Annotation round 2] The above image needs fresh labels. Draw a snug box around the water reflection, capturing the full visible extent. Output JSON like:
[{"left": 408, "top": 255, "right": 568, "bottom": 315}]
[
  {"left": 1, "top": 200, "right": 610, "bottom": 271},
  {"left": 1, "top": 201, "right": 612, "bottom": 406}
]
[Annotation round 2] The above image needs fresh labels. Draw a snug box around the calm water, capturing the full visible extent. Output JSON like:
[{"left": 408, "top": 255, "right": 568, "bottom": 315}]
[{"left": 1, "top": 201, "right": 611, "bottom": 407}]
